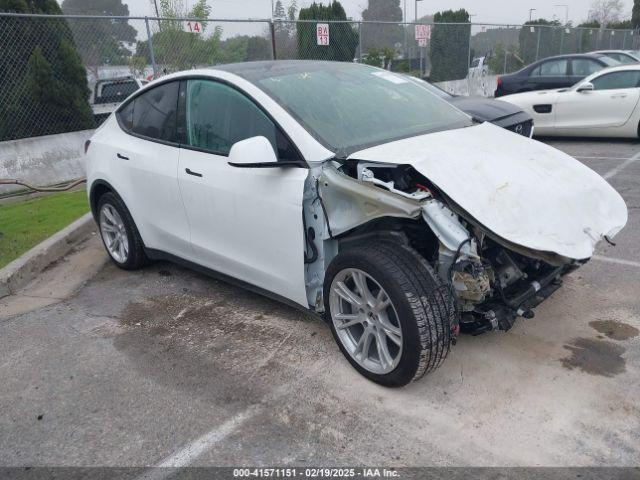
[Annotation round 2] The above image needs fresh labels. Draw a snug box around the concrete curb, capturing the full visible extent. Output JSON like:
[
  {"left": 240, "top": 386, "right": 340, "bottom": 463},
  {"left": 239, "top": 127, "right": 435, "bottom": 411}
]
[{"left": 0, "top": 212, "right": 97, "bottom": 298}]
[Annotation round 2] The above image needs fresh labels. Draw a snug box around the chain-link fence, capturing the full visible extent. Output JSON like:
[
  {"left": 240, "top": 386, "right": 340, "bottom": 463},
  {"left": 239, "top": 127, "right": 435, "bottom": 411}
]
[{"left": 1, "top": 12, "right": 639, "bottom": 143}]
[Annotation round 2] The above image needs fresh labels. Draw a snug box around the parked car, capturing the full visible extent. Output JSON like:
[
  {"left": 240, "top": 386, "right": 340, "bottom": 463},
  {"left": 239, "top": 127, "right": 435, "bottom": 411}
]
[
  {"left": 86, "top": 61, "right": 627, "bottom": 387},
  {"left": 409, "top": 78, "right": 534, "bottom": 137},
  {"left": 591, "top": 50, "right": 640, "bottom": 64},
  {"left": 495, "top": 53, "right": 619, "bottom": 97},
  {"left": 92, "top": 77, "right": 148, "bottom": 125},
  {"left": 500, "top": 64, "right": 640, "bottom": 138}
]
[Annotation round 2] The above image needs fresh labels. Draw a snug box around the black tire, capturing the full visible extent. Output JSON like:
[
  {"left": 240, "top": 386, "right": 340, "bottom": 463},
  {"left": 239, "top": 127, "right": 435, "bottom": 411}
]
[
  {"left": 96, "top": 192, "right": 147, "bottom": 270},
  {"left": 324, "top": 242, "right": 457, "bottom": 387}
]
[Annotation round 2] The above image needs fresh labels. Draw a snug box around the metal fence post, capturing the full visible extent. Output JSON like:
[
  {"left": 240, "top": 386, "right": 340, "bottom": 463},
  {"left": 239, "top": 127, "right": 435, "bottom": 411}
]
[
  {"left": 535, "top": 26, "right": 541, "bottom": 61},
  {"left": 270, "top": 20, "right": 277, "bottom": 60},
  {"left": 145, "top": 16, "right": 157, "bottom": 78},
  {"left": 503, "top": 49, "right": 508, "bottom": 74},
  {"left": 358, "top": 22, "right": 363, "bottom": 62}
]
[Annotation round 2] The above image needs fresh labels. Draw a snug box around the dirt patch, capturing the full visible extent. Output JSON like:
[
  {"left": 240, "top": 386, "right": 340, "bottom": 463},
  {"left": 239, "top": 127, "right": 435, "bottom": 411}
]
[
  {"left": 589, "top": 320, "right": 639, "bottom": 341},
  {"left": 561, "top": 338, "right": 626, "bottom": 377}
]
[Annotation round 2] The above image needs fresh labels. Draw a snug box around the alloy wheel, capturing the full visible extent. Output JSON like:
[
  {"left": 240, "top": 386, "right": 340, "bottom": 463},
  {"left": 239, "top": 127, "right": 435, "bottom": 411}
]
[
  {"left": 329, "top": 268, "right": 403, "bottom": 374},
  {"left": 99, "top": 204, "right": 129, "bottom": 264}
]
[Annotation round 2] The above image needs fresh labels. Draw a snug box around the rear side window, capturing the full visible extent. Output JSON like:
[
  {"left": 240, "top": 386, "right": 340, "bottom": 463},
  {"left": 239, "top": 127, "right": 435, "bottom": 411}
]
[
  {"left": 184, "top": 79, "right": 298, "bottom": 159},
  {"left": 117, "top": 82, "right": 180, "bottom": 143},
  {"left": 592, "top": 71, "right": 640, "bottom": 90},
  {"left": 571, "top": 59, "right": 603, "bottom": 76},
  {"left": 96, "top": 81, "right": 139, "bottom": 104},
  {"left": 531, "top": 59, "right": 568, "bottom": 76}
]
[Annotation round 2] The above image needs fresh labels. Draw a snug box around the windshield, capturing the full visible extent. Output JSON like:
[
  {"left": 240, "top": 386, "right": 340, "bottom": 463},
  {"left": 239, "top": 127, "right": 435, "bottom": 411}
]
[{"left": 240, "top": 62, "right": 472, "bottom": 156}]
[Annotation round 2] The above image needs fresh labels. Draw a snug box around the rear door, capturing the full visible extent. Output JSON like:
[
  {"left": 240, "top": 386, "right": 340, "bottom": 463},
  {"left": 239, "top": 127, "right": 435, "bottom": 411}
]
[
  {"left": 555, "top": 70, "right": 640, "bottom": 129},
  {"left": 527, "top": 58, "right": 570, "bottom": 90},
  {"left": 176, "top": 78, "right": 309, "bottom": 307},
  {"left": 111, "top": 81, "right": 192, "bottom": 257}
]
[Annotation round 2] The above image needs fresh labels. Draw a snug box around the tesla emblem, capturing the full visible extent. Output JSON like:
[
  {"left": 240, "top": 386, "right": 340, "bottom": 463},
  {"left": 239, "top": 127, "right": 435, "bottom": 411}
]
[{"left": 515, "top": 124, "right": 524, "bottom": 135}]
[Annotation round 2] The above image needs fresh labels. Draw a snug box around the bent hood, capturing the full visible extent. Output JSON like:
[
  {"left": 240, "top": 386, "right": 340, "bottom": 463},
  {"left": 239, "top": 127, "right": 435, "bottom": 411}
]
[{"left": 348, "top": 122, "right": 627, "bottom": 260}]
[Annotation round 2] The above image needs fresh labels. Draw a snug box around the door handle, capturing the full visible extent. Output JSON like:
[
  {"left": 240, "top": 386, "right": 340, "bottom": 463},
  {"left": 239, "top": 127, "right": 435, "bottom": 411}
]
[
  {"left": 185, "top": 168, "right": 203, "bottom": 178},
  {"left": 611, "top": 93, "right": 627, "bottom": 98},
  {"left": 117, "top": 153, "right": 129, "bottom": 160}
]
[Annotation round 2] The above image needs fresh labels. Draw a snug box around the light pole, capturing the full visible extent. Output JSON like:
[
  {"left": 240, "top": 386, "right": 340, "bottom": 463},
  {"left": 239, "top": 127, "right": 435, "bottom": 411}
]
[
  {"left": 415, "top": 0, "right": 424, "bottom": 23},
  {"left": 529, "top": 8, "right": 536, "bottom": 22},
  {"left": 555, "top": 4, "right": 569, "bottom": 24}
]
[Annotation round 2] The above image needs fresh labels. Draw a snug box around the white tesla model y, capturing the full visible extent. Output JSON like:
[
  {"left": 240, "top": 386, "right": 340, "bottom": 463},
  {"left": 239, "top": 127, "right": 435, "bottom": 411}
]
[{"left": 86, "top": 61, "right": 627, "bottom": 387}]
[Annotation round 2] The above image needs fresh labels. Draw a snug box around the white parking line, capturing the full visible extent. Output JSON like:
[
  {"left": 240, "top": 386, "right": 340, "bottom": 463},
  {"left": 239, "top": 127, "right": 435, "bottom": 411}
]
[
  {"left": 603, "top": 151, "right": 640, "bottom": 180},
  {"left": 592, "top": 255, "right": 640, "bottom": 268},
  {"left": 135, "top": 406, "right": 261, "bottom": 480}
]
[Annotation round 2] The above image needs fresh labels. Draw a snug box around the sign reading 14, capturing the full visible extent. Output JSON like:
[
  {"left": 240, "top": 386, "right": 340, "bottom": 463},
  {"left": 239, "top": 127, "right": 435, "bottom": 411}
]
[{"left": 184, "top": 21, "right": 203, "bottom": 33}]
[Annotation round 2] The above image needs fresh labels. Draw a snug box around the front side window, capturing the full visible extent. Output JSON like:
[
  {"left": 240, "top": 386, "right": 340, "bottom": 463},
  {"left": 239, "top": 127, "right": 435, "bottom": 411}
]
[
  {"left": 532, "top": 59, "right": 568, "bottom": 76},
  {"left": 572, "top": 59, "right": 603, "bottom": 76},
  {"left": 116, "top": 82, "right": 179, "bottom": 143},
  {"left": 592, "top": 71, "right": 640, "bottom": 90},
  {"left": 185, "top": 79, "right": 298, "bottom": 159}
]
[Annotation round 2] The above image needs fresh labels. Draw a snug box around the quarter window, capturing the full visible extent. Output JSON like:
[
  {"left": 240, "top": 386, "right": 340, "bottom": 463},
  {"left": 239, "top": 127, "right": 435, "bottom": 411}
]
[
  {"left": 592, "top": 71, "right": 640, "bottom": 90},
  {"left": 185, "top": 79, "right": 298, "bottom": 159},
  {"left": 117, "top": 81, "right": 179, "bottom": 143}
]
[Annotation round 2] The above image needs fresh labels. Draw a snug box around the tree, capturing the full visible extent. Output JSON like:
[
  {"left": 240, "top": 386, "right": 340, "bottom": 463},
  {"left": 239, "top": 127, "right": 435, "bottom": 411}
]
[
  {"left": 518, "top": 19, "right": 562, "bottom": 65},
  {"left": 588, "top": 0, "right": 624, "bottom": 28},
  {"left": 633, "top": 0, "right": 640, "bottom": 29},
  {"left": 361, "top": 0, "right": 403, "bottom": 53},
  {"left": 297, "top": 2, "right": 359, "bottom": 62},
  {"left": 61, "top": 0, "right": 136, "bottom": 79},
  {"left": 0, "top": 0, "right": 94, "bottom": 141},
  {"left": 136, "top": 0, "right": 220, "bottom": 73},
  {"left": 429, "top": 9, "right": 471, "bottom": 82}
]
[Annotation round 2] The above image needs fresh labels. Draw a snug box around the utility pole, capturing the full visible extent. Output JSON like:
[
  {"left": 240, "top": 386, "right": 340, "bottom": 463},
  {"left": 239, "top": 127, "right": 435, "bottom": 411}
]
[
  {"left": 555, "top": 4, "right": 569, "bottom": 24},
  {"left": 529, "top": 8, "right": 536, "bottom": 22},
  {"left": 151, "top": 0, "right": 160, "bottom": 18},
  {"left": 415, "top": 0, "right": 424, "bottom": 23}
]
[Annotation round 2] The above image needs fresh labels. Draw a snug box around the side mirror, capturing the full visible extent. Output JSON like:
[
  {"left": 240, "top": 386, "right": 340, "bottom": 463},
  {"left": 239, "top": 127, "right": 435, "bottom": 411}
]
[
  {"left": 228, "top": 136, "right": 277, "bottom": 167},
  {"left": 577, "top": 82, "right": 594, "bottom": 93}
]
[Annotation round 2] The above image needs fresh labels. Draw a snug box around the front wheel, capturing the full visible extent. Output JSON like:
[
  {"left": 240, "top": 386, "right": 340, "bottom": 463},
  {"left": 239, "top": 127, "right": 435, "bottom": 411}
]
[{"left": 324, "top": 242, "right": 457, "bottom": 387}]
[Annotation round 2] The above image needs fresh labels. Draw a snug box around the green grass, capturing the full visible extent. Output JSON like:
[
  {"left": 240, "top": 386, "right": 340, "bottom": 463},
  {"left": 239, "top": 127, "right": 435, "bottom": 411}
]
[{"left": 0, "top": 190, "right": 89, "bottom": 269}]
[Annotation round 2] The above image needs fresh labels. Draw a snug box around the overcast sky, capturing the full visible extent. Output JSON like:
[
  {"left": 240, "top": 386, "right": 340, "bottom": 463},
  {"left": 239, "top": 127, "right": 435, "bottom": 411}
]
[{"left": 124, "top": 0, "right": 636, "bottom": 25}]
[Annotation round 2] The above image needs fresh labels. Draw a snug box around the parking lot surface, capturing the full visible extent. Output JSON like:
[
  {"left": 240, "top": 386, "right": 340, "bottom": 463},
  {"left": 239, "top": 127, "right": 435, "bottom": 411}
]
[{"left": 1, "top": 138, "right": 639, "bottom": 468}]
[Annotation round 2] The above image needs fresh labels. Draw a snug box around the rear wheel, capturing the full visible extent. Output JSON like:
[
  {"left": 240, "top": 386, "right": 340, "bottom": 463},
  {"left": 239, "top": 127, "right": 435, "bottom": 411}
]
[
  {"left": 97, "top": 192, "right": 147, "bottom": 270},
  {"left": 324, "top": 242, "right": 457, "bottom": 387}
]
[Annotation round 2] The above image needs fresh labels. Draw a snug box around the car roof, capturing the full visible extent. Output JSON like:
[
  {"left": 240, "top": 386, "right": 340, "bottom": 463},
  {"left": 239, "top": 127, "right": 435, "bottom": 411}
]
[{"left": 532, "top": 52, "right": 609, "bottom": 62}]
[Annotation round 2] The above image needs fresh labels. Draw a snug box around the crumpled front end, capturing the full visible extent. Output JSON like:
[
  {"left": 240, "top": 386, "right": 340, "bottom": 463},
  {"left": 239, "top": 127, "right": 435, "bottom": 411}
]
[{"left": 313, "top": 153, "right": 626, "bottom": 333}]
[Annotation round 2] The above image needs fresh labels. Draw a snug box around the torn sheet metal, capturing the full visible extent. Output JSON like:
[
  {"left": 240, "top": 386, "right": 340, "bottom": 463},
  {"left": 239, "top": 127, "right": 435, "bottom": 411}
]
[
  {"left": 348, "top": 121, "right": 627, "bottom": 260},
  {"left": 318, "top": 166, "right": 422, "bottom": 237}
]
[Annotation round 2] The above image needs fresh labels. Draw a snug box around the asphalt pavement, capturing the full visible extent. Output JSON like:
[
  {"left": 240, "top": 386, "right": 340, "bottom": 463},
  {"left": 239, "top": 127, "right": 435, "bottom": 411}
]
[{"left": 1, "top": 137, "right": 639, "bottom": 470}]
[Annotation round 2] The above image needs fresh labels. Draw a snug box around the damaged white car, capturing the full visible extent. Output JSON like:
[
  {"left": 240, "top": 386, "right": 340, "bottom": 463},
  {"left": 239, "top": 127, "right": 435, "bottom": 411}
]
[{"left": 86, "top": 61, "right": 627, "bottom": 387}]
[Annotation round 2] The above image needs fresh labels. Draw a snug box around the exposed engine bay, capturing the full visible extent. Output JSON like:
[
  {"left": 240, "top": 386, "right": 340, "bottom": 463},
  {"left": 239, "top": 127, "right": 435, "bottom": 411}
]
[{"left": 303, "top": 161, "right": 583, "bottom": 336}]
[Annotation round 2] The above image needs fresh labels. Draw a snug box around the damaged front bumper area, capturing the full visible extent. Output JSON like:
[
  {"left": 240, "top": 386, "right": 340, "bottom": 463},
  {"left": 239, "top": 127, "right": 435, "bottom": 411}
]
[{"left": 316, "top": 163, "right": 591, "bottom": 334}]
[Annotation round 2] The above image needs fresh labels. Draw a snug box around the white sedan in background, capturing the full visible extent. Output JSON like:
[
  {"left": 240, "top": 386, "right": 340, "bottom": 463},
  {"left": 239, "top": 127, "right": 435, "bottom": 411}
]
[{"left": 500, "top": 64, "right": 640, "bottom": 138}]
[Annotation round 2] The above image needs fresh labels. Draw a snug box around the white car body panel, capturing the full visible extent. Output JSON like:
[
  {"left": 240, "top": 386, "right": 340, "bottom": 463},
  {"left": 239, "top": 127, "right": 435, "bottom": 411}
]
[
  {"left": 87, "top": 116, "right": 193, "bottom": 259},
  {"left": 348, "top": 122, "right": 627, "bottom": 260},
  {"left": 177, "top": 147, "right": 310, "bottom": 307},
  {"left": 500, "top": 65, "right": 640, "bottom": 138}
]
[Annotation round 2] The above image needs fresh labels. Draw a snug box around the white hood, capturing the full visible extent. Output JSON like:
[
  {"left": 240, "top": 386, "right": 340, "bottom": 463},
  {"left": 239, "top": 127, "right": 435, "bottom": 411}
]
[{"left": 348, "top": 122, "right": 627, "bottom": 260}]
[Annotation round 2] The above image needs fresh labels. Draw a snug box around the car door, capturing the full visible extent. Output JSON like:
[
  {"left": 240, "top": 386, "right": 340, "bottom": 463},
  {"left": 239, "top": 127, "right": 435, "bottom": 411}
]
[
  {"left": 112, "top": 81, "right": 192, "bottom": 258},
  {"left": 176, "top": 78, "right": 310, "bottom": 307},
  {"left": 554, "top": 70, "right": 640, "bottom": 130},
  {"left": 527, "top": 58, "right": 570, "bottom": 90}
]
